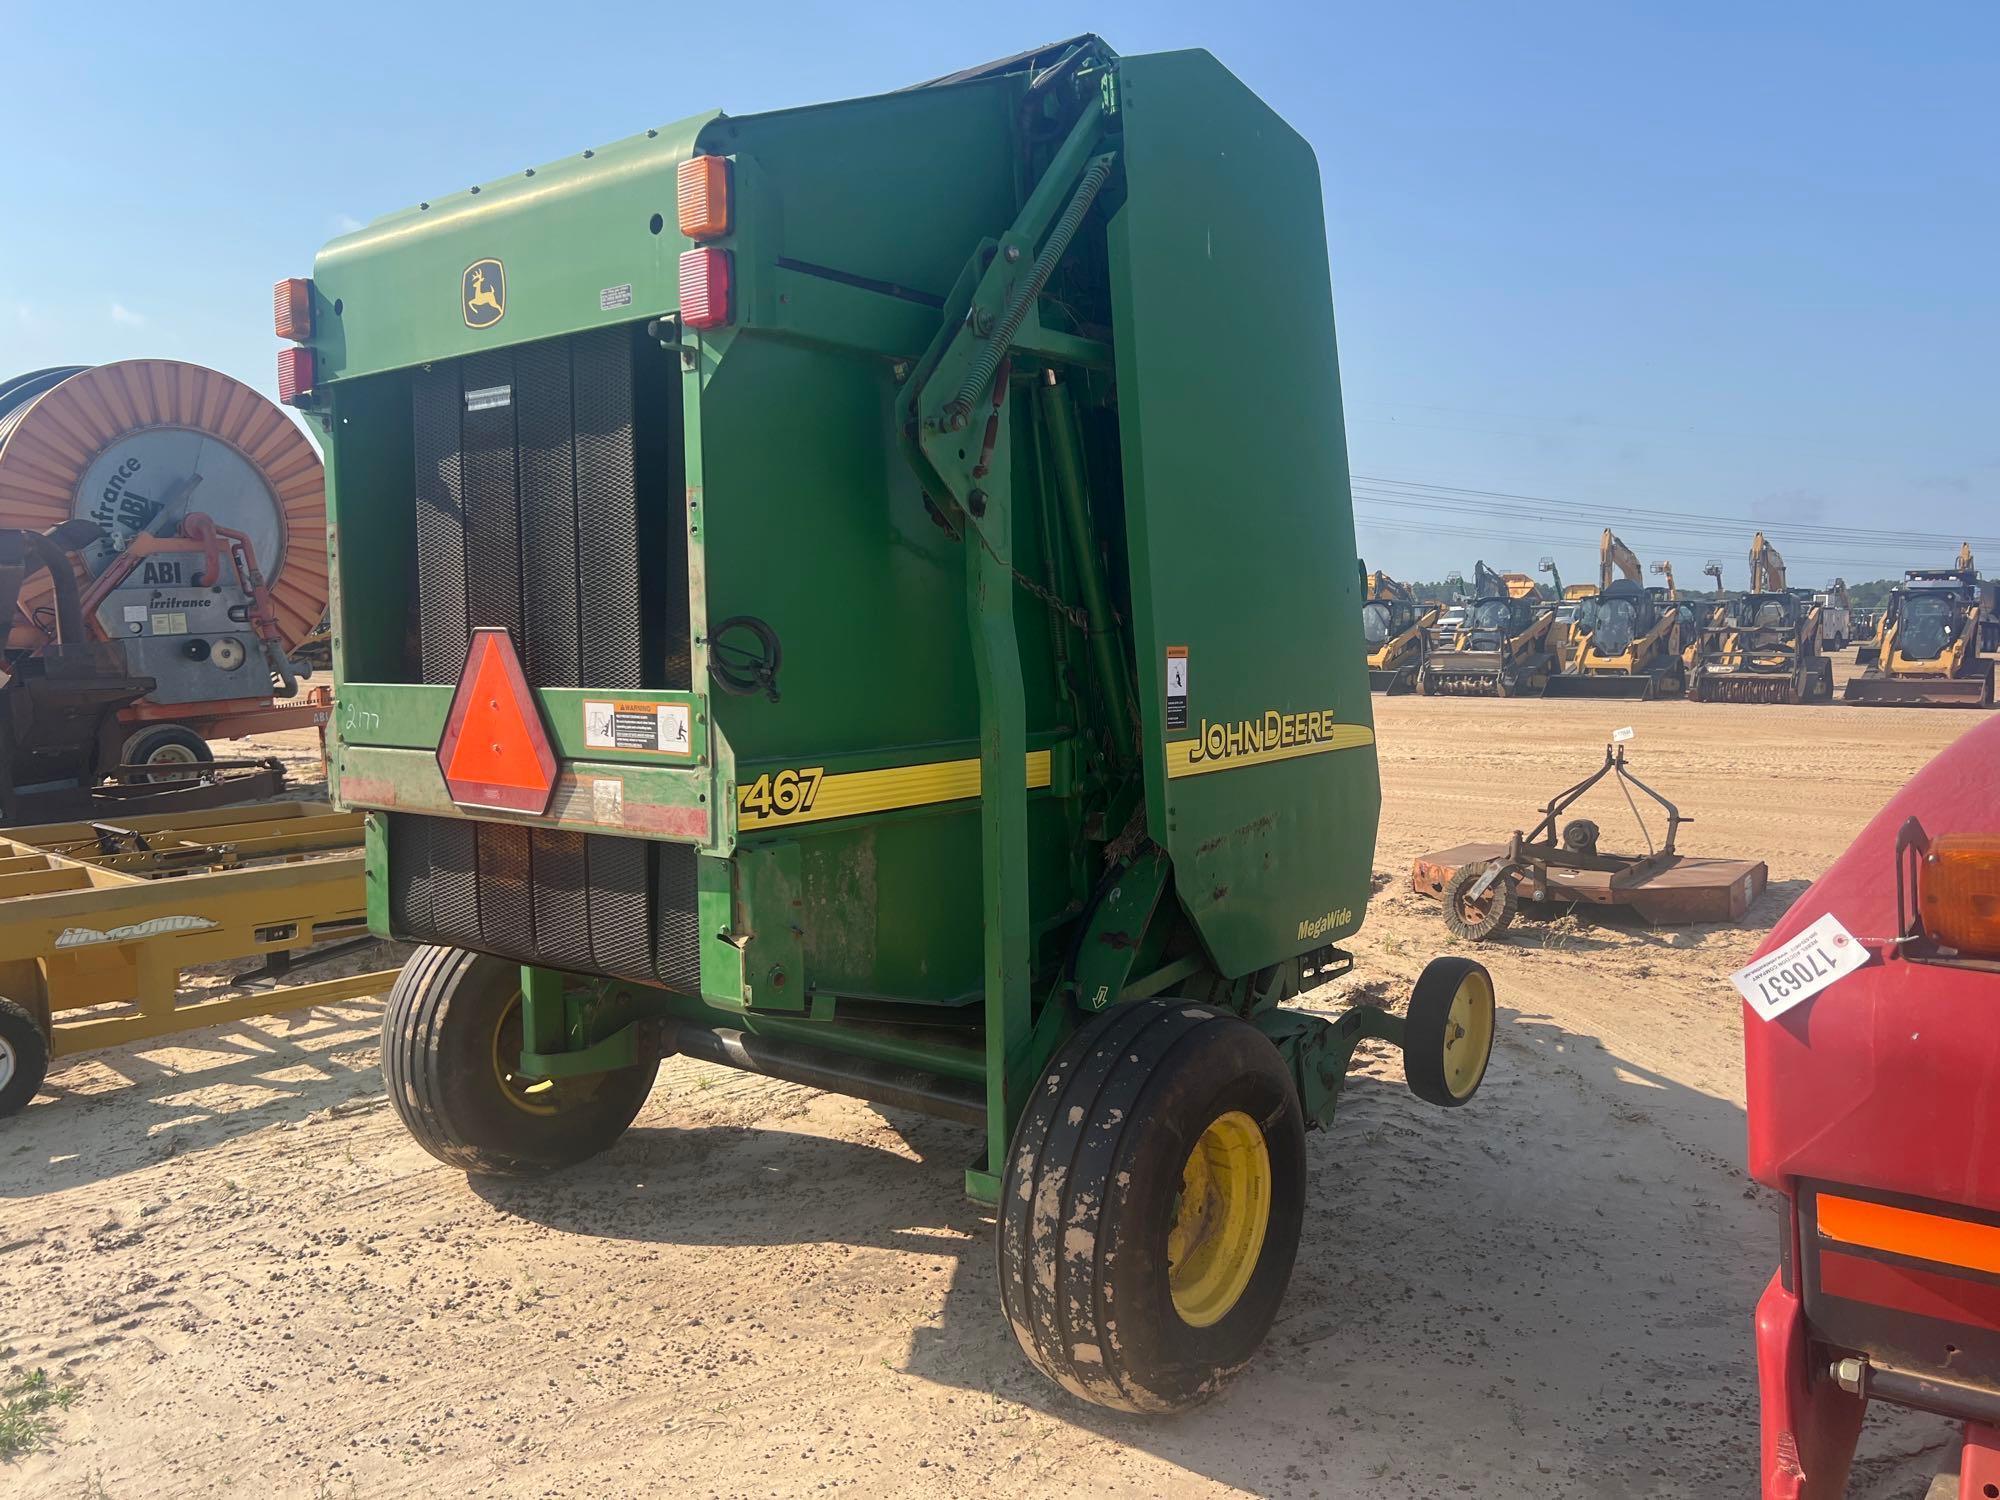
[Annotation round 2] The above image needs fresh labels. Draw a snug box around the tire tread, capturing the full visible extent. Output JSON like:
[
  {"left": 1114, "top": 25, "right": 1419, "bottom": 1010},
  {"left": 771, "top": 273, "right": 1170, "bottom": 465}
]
[{"left": 998, "top": 998, "right": 1301, "bottom": 1413}]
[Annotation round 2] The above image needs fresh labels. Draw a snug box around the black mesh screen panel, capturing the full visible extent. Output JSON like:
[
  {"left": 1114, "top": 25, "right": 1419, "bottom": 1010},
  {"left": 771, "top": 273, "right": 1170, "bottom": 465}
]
[
  {"left": 459, "top": 350, "right": 524, "bottom": 644},
  {"left": 391, "top": 334, "right": 698, "bottom": 993},
  {"left": 653, "top": 844, "right": 702, "bottom": 993},
  {"left": 412, "top": 366, "right": 469, "bottom": 683},
  {"left": 514, "top": 342, "right": 583, "bottom": 688},
  {"left": 572, "top": 329, "right": 643, "bottom": 690}
]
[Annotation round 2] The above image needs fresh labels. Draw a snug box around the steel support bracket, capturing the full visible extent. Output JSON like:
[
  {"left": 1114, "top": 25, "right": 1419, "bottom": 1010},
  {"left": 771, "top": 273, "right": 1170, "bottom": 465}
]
[
  {"left": 519, "top": 1014, "right": 678, "bottom": 1080},
  {"left": 1072, "top": 848, "right": 1170, "bottom": 1012},
  {"left": 1253, "top": 1003, "right": 1404, "bottom": 1131}
]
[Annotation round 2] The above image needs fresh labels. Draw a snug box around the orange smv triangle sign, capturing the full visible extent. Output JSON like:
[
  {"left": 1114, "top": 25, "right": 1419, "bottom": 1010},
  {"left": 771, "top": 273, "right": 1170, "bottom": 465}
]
[{"left": 436, "top": 627, "right": 559, "bottom": 814}]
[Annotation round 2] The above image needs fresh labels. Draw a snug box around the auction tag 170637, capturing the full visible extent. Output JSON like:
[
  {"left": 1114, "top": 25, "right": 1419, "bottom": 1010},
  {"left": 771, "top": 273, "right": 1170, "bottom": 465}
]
[{"left": 1731, "top": 911, "right": 1870, "bottom": 1022}]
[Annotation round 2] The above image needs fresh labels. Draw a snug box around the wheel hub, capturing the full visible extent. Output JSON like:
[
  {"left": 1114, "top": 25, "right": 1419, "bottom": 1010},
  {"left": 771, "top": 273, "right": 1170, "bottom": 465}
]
[
  {"left": 1443, "top": 970, "right": 1496, "bottom": 1098},
  {"left": 1166, "top": 1110, "right": 1272, "bottom": 1327},
  {"left": 491, "top": 993, "right": 563, "bottom": 1117},
  {"left": 0, "top": 1033, "right": 14, "bottom": 1090}
]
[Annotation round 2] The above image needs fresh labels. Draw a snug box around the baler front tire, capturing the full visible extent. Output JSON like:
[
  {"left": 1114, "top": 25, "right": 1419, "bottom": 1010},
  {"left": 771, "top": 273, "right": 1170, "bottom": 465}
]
[
  {"left": 997, "top": 999, "right": 1305, "bottom": 1413},
  {"left": 1404, "top": 956, "right": 1496, "bottom": 1107},
  {"left": 382, "top": 945, "right": 657, "bottom": 1177}
]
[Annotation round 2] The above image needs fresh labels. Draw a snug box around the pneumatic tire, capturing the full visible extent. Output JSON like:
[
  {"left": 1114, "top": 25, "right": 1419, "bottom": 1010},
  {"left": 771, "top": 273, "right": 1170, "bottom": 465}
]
[
  {"left": 1440, "top": 863, "right": 1516, "bottom": 942},
  {"left": 1404, "top": 956, "right": 1496, "bottom": 1108},
  {"left": 0, "top": 997, "right": 51, "bottom": 1118},
  {"left": 997, "top": 999, "right": 1306, "bottom": 1413},
  {"left": 122, "top": 724, "right": 213, "bottom": 781},
  {"left": 382, "top": 945, "right": 658, "bottom": 1177}
]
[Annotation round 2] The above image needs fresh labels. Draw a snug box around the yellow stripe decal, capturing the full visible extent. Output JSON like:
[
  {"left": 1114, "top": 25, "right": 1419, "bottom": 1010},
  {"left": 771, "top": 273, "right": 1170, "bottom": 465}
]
[
  {"left": 738, "top": 750, "right": 1051, "bottom": 831},
  {"left": 1165, "top": 721, "right": 1374, "bottom": 780},
  {"left": 1818, "top": 1193, "right": 2000, "bottom": 1277}
]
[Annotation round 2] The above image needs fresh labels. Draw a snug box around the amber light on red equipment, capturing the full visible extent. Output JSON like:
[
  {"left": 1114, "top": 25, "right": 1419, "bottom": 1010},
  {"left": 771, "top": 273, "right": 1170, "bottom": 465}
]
[
  {"left": 679, "top": 247, "right": 732, "bottom": 331},
  {"left": 276, "top": 347, "right": 315, "bottom": 407},
  {"left": 273, "top": 277, "right": 314, "bottom": 340},
  {"left": 1921, "top": 834, "right": 2000, "bottom": 958}
]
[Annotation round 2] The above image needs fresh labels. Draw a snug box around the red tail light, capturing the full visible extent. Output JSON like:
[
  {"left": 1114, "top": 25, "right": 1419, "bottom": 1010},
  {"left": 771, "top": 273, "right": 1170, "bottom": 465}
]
[
  {"left": 679, "top": 247, "right": 732, "bottom": 331},
  {"left": 276, "top": 346, "right": 315, "bottom": 406},
  {"left": 273, "top": 277, "right": 314, "bottom": 340}
]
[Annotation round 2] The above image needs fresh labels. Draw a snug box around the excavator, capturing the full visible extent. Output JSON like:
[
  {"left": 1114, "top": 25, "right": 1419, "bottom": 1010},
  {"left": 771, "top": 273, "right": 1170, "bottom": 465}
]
[
  {"left": 1691, "top": 533, "right": 1833, "bottom": 704},
  {"left": 1360, "top": 565, "right": 1441, "bottom": 694},
  {"left": 1844, "top": 544, "right": 1995, "bottom": 707},
  {"left": 1545, "top": 530, "right": 1689, "bottom": 698},
  {"left": 1418, "top": 560, "right": 1558, "bottom": 697}
]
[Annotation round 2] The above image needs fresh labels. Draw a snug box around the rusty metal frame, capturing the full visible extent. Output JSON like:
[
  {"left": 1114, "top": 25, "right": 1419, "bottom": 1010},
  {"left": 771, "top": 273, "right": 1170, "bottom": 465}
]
[{"left": 1510, "top": 743, "right": 1684, "bottom": 892}]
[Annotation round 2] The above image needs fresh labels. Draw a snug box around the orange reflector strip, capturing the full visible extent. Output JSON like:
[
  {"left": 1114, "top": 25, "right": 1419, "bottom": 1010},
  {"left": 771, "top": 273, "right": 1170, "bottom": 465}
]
[
  {"left": 1818, "top": 1193, "right": 2000, "bottom": 1277},
  {"left": 677, "top": 155, "right": 731, "bottom": 239},
  {"left": 437, "top": 628, "right": 558, "bottom": 814}
]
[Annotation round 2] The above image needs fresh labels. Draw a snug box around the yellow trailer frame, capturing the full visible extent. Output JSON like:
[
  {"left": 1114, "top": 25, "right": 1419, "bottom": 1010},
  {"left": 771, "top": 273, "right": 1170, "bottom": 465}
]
[{"left": 0, "top": 801, "right": 398, "bottom": 1111}]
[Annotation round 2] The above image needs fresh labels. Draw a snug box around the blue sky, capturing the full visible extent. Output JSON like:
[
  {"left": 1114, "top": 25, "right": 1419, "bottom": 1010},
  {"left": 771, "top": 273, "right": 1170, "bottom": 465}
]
[{"left": 3, "top": 2, "right": 1993, "bottom": 587}]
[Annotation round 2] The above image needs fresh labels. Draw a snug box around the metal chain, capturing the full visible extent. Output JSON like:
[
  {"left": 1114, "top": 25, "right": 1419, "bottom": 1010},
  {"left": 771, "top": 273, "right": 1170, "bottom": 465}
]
[{"left": 930, "top": 493, "right": 1112, "bottom": 634}]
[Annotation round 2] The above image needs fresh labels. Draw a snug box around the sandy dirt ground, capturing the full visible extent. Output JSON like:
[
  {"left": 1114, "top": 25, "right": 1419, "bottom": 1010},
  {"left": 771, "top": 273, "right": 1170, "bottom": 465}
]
[{"left": 1, "top": 663, "right": 1986, "bottom": 1498}]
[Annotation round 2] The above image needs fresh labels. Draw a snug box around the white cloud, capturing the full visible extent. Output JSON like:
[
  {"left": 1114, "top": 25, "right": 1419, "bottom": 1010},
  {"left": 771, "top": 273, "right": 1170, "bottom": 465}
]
[
  {"left": 332, "top": 212, "right": 364, "bottom": 234},
  {"left": 110, "top": 302, "right": 146, "bottom": 326}
]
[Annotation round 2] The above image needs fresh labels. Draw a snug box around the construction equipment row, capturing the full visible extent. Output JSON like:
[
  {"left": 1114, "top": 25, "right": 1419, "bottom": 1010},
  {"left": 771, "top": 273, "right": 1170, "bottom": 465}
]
[{"left": 1364, "top": 532, "right": 1994, "bottom": 708}]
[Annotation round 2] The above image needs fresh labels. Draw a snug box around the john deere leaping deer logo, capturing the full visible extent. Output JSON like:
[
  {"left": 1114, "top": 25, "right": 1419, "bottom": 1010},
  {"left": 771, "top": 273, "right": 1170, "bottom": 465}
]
[{"left": 462, "top": 259, "right": 506, "bottom": 328}]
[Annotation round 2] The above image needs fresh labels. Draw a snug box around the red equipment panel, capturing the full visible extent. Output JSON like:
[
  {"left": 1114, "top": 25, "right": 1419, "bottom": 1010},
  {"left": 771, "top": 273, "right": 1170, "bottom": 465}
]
[{"left": 1745, "top": 714, "right": 2000, "bottom": 1210}]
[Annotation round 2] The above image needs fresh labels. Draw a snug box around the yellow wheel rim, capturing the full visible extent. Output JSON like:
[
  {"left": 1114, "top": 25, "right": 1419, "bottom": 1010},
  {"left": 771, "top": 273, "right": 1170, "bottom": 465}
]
[
  {"left": 491, "top": 993, "right": 560, "bottom": 1118},
  {"left": 1442, "top": 968, "right": 1495, "bottom": 1099},
  {"left": 1166, "top": 1110, "right": 1272, "bottom": 1328}
]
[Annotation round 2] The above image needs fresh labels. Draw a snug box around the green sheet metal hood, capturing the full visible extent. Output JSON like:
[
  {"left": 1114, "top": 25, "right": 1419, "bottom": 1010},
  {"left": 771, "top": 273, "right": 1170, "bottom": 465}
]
[{"left": 311, "top": 111, "right": 716, "bottom": 381}]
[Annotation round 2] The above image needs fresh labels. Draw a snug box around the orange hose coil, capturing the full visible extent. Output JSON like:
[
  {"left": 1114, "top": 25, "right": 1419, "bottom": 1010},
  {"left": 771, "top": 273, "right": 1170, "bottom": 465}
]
[{"left": 0, "top": 360, "right": 327, "bottom": 650}]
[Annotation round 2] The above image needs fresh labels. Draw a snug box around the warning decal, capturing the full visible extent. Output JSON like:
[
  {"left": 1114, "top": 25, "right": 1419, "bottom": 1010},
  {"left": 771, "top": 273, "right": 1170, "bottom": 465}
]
[
  {"left": 582, "top": 700, "right": 693, "bottom": 756},
  {"left": 1165, "top": 646, "right": 1189, "bottom": 731}
]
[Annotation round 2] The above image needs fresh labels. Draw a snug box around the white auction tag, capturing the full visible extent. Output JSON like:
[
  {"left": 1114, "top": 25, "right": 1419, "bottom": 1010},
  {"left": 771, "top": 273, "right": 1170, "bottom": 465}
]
[
  {"left": 1732, "top": 912, "right": 1869, "bottom": 1021},
  {"left": 1612, "top": 726, "right": 1635, "bottom": 743}
]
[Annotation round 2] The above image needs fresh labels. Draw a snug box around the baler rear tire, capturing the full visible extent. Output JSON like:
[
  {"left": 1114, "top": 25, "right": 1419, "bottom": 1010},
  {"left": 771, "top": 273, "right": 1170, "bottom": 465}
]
[
  {"left": 382, "top": 945, "right": 658, "bottom": 1177},
  {"left": 997, "top": 999, "right": 1305, "bottom": 1413},
  {"left": 0, "top": 996, "right": 51, "bottom": 1118}
]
